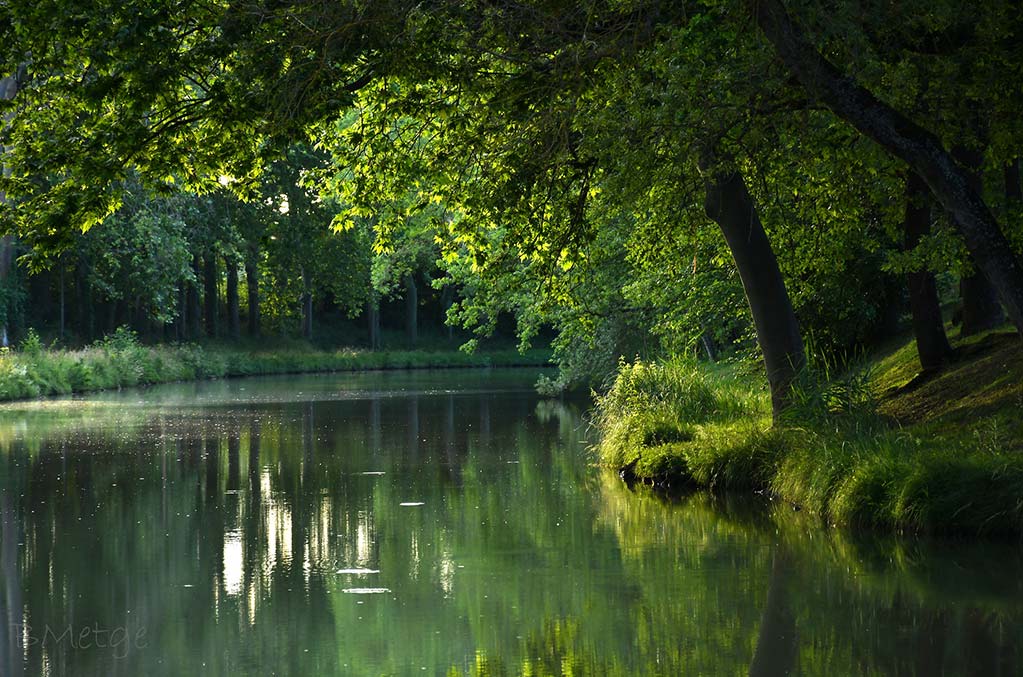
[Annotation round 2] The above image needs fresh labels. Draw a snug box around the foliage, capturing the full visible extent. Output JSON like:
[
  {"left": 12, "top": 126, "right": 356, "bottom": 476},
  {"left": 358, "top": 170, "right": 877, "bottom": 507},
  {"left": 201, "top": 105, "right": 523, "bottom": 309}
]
[{"left": 0, "top": 327, "right": 552, "bottom": 402}]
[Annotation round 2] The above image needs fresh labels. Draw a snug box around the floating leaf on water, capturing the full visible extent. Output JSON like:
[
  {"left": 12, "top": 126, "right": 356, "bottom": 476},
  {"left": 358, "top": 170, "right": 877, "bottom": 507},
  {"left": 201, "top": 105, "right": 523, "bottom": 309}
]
[{"left": 336, "top": 568, "right": 380, "bottom": 575}]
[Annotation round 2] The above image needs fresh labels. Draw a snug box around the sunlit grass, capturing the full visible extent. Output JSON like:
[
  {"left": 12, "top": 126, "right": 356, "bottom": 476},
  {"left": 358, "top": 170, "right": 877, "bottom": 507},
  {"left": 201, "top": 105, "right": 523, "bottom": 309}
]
[{"left": 594, "top": 329, "right": 1023, "bottom": 536}]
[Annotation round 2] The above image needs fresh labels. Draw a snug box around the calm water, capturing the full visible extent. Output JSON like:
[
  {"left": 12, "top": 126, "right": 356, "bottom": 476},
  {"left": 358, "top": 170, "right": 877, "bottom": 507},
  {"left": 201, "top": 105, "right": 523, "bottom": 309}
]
[{"left": 0, "top": 369, "right": 1021, "bottom": 676}]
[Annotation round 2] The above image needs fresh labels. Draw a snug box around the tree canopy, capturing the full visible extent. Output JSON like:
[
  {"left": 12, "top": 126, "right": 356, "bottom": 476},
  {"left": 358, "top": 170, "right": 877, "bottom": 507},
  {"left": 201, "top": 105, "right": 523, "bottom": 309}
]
[{"left": 0, "top": 0, "right": 1021, "bottom": 412}]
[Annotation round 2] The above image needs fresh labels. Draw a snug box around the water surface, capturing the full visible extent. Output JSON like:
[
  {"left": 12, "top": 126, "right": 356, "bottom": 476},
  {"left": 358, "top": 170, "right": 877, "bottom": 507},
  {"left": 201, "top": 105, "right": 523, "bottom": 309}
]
[{"left": 0, "top": 369, "right": 1020, "bottom": 675}]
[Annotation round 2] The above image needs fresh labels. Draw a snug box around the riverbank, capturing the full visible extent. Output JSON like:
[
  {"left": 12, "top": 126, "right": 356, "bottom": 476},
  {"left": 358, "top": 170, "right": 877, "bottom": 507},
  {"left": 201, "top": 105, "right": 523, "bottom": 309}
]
[
  {"left": 595, "top": 327, "right": 1023, "bottom": 536},
  {"left": 0, "top": 329, "right": 552, "bottom": 402}
]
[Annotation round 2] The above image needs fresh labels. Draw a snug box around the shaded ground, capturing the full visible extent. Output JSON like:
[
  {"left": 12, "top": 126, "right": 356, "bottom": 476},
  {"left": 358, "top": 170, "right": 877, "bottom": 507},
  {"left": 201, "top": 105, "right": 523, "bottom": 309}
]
[{"left": 877, "top": 329, "right": 1022, "bottom": 452}]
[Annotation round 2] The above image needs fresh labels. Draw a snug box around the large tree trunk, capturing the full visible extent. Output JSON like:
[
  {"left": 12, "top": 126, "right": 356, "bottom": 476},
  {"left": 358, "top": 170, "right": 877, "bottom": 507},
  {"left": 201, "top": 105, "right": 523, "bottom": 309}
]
[
  {"left": 203, "top": 252, "right": 218, "bottom": 338},
  {"left": 225, "top": 256, "right": 240, "bottom": 340},
  {"left": 245, "top": 259, "right": 260, "bottom": 337},
  {"left": 954, "top": 149, "right": 1004, "bottom": 336},
  {"left": 753, "top": 0, "right": 1023, "bottom": 338},
  {"left": 702, "top": 165, "right": 805, "bottom": 421},
  {"left": 904, "top": 173, "right": 952, "bottom": 370},
  {"left": 404, "top": 273, "right": 418, "bottom": 346}
]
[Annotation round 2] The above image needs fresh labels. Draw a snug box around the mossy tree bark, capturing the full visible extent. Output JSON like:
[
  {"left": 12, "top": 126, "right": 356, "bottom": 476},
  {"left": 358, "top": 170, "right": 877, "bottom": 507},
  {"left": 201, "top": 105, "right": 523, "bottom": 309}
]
[
  {"left": 702, "top": 164, "right": 805, "bottom": 422},
  {"left": 753, "top": 0, "right": 1023, "bottom": 338},
  {"left": 904, "top": 173, "right": 952, "bottom": 370}
]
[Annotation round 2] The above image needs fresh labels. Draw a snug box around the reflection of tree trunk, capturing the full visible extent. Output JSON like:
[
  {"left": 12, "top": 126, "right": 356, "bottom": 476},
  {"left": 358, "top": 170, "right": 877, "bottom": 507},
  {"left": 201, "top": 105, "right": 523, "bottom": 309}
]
[
  {"left": 914, "top": 611, "right": 947, "bottom": 677},
  {"left": 904, "top": 173, "right": 952, "bottom": 370},
  {"left": 404, "top": 274, "right": 418, "bottom": 346},
  {"left": 748, "top": 549, "right": 797, "bottom": 677},
  {"left": 479, "top": 398, "right": 491, "bottom": 452},
  {"left": 225, "top": 256, "right": 240, "bottom": 341},
  {"left": 369, "top": 398, "right": 382, "bottom": 456},
  {"left": 956, "top": 150, "right": 1005, "bottom": 336},
  {"left": 205, "top": 438, "right": 219, "bottom": 503},
  {"left": 443, "top": 395, "right": 456, "bottom": 471},
  {"left": 1, "top": 496, "right": 24, "bottom": 677},
  {"left": 203, "top": 253, "right": 218, "bottom": 338},
  {"left": 227, "top": 424, "right": 240, "bottom": 492},
  {"left": 245, "top": 259, "right": 260, "bottom": 337},
  {"left": 302, "top": 402, "right": 314, "bottom": 487},
  {"left": 754, "top": 0, "right": 1023, "bottom": 337},
  {"left": 186, "top": 437, "right": 202, "bottom": 469},
  {"left": 248, "top": 418, "right": 262, "bottom": 504},
  {"left": 408, "top": 396, "right": 420, "bottom": 459},
  {"left": 702, "top": 162, "right": 805, "bottom": 421},
  {"left": 961, "top": 606, "right": 1016, "bottom": 676}
]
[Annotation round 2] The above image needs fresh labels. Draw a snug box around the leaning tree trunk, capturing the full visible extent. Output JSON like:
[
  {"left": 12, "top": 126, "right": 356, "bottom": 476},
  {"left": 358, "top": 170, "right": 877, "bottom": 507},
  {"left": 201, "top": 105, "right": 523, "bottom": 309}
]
[
  {"left": 753, "top": 0, "right": 1023, "bottom": 338},
  {"left": 954, "top": 149, "right": 1004, "bottom": 335},
  {"left": 702, "top": 164, "right": 805, "bottom": 422},
  {"left": 225, "top": 256, "right": 240, "bottom": 340},
  {"left": 904, "top": 173, "right": 952, "bottom": 370},
  {"left": 245, "top": 258, "right": 260, "bottom": 337}
]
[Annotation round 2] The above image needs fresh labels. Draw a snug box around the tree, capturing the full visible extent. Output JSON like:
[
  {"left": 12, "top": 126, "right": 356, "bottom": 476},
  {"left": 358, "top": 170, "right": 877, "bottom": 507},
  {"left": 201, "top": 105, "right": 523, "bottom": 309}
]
[{"left": 752, "top": 0, "right": 1023, "bottom": 337}]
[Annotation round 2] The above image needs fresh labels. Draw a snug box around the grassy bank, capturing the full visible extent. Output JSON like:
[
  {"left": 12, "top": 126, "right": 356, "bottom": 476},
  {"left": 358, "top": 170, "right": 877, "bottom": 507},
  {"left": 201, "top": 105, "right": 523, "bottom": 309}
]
[
  {"left": 594, "top": 328, "right": 1023, "bottom": 536},
  {"left": 0, "top": 329, "right": 552, "bottom": 402}
]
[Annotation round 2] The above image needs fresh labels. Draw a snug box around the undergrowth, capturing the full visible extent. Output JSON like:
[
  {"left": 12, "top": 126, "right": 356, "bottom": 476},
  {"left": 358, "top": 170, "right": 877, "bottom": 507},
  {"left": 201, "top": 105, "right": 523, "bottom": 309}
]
[{"left": 594, "top": 333, "right": 1023, "bottom": 537}]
